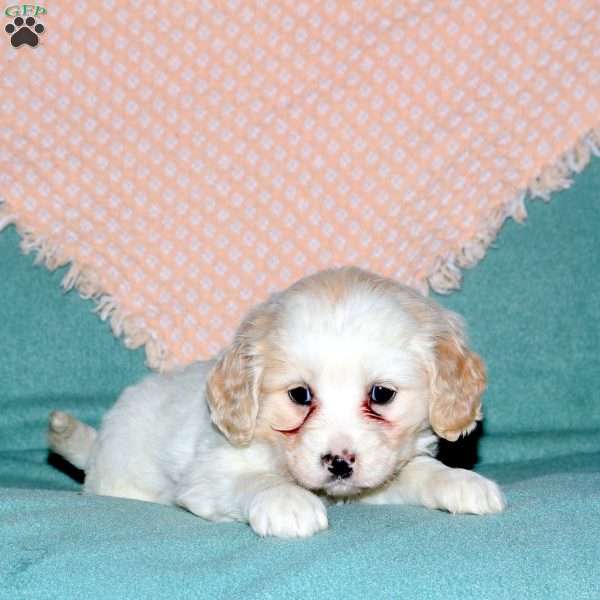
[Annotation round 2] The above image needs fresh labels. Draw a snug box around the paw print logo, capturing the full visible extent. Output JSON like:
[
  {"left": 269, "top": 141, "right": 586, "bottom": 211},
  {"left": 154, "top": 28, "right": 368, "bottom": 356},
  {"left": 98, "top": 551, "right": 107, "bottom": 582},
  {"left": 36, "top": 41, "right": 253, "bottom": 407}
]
[{"left": 5, "top": 16, "right": 44, "bottom": 47}]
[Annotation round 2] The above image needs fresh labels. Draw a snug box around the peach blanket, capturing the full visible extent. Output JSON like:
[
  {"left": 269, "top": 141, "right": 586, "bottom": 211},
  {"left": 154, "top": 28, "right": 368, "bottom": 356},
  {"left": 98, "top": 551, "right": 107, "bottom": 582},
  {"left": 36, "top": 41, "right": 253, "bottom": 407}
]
[{"left": 1, "top": 1, "right": 599, "bottom": 369}]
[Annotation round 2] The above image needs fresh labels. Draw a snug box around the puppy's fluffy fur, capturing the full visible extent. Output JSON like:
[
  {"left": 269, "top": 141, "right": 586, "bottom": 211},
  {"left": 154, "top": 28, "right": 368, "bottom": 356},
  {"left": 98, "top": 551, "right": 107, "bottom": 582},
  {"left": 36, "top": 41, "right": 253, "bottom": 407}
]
[{"left": 49, "top": 267, "right": 505, "bottom": 537}]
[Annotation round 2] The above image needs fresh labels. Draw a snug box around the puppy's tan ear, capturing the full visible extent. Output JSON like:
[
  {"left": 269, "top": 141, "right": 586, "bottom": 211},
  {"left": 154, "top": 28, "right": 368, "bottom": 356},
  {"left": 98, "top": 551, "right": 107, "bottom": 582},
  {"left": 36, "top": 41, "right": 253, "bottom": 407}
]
[
  {"left": 206, "top": 342, "right": 259, "bottom": 447},
  {"left": 429, "top": 326, "right": 486, "bottom": 442},
  {"left": 206, "top": 305, "right": 273, "bottom": 447}
]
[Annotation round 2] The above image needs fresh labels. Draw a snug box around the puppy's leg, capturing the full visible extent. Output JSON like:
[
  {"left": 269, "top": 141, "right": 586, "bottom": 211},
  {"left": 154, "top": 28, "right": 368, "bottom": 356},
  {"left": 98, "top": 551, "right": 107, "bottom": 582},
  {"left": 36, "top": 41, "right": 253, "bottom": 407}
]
[
  {"left": 178, "top": 473, "right": 328, "bottom": 538},
  {"left": 361, "top": 456, "right": 505, "bottom": 514},
  {"left": 48, "top": 411, "right": 97, "bottom": 471}
]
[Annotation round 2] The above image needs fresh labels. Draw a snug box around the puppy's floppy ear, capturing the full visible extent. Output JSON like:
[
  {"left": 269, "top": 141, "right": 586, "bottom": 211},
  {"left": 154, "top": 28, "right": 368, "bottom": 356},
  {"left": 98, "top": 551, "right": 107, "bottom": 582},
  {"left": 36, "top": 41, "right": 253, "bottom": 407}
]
[
  {"left": 428, "top": 314, "right": 486, "bottom": 442},
  {"left": 206, "top": 343, "right": 258, "bottom": 447},
  {"left": 206, "top": 305, "right": 273, "bottom": 446}
]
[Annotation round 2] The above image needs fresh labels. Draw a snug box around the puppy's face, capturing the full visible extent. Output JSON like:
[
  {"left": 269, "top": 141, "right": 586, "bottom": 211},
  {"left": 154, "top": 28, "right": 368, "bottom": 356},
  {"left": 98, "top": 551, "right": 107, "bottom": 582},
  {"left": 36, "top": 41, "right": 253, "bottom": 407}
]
[
  {"left": 254, "top": 294, "right": 432, "bottom": 497},
  {"left": 207, "top": 268, "right": 485, "bottom": 498}
]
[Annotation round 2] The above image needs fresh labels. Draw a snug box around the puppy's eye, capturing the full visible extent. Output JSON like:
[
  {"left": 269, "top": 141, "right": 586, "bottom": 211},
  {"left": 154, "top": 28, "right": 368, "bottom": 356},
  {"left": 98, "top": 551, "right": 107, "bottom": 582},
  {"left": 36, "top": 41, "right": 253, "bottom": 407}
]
[
  {"left": 288, "top": 386, "right": 312, "bottom": 406},
  {"left": 369, "top": 385, "right": 396, "bottom": 405}
]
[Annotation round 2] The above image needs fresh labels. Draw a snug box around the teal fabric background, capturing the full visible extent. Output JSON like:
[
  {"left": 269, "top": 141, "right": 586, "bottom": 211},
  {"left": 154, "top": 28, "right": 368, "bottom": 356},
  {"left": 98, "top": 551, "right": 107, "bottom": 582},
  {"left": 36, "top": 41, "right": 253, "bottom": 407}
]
[
  {"left": 1, "top": 159, "right": 599, "bottom": 598},
  {"left": 0, "top": 230, "right": 148, "bottom": 454}
]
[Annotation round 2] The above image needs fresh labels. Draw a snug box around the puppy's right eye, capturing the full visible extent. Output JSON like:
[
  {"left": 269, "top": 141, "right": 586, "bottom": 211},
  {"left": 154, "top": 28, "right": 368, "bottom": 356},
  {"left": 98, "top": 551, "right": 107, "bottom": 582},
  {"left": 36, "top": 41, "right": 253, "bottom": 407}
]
[{"left": 288, "top": 386, "right": 312, "bottom": 406}]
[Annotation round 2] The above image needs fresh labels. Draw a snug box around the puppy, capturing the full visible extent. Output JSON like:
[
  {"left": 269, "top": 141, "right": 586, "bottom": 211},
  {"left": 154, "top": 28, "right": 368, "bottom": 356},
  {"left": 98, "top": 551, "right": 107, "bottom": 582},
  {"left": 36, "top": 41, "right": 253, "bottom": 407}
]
[{"left": 49, "top": 267, "right": 505, "bottom": 538}]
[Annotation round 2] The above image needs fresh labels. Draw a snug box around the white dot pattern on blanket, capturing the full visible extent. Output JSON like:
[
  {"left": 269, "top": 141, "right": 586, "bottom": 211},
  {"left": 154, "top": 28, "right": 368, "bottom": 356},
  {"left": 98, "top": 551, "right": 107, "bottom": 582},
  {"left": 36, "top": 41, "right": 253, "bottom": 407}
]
[{"left": 1, "top": 1, "right": 599, "bottom": 368}]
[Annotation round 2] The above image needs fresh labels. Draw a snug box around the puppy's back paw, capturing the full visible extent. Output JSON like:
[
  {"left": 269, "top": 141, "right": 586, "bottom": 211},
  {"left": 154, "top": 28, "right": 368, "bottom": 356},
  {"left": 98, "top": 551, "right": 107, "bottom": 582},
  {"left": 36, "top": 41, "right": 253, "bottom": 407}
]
[
  {"left": 248, "top": 484, "right": 328, "bottom": 538},
  {"left": 48, "top": 411, "right": 96, "bottom": 470},
  {"left": 49, "top": 411, "right": 76, "bottom": 440}
]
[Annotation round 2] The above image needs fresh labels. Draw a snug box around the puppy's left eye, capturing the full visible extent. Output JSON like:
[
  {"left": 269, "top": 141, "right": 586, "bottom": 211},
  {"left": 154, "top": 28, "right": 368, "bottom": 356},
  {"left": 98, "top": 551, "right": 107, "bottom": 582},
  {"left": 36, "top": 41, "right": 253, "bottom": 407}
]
[{"left": 369, "top": 385, "right": 396, "bottom": 405}]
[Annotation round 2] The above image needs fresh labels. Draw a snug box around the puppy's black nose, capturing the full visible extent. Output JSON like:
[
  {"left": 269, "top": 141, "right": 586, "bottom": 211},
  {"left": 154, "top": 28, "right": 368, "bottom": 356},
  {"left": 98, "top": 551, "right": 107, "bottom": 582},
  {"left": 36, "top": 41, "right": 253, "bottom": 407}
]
[{"left": 322, "top": 454, "right": 353, "bottom": 479}]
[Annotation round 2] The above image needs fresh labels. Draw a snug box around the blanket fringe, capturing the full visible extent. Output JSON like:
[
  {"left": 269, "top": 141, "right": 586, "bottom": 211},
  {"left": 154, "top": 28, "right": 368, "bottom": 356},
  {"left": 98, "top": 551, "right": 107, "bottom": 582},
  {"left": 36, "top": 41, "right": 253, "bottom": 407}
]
[
  {"left": 428, "top": 126, "right": 600, "bottom": 294},
  {"left": 1, "top": 126, "right": 599, "bottom": 370}
]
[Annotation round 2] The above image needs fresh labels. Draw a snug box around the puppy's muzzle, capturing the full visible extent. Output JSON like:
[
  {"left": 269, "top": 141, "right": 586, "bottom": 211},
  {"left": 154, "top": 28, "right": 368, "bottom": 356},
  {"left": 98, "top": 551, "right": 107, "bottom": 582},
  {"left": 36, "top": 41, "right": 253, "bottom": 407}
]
[{"left": 321, "top": 453, "right": 355, "bottom": 480}]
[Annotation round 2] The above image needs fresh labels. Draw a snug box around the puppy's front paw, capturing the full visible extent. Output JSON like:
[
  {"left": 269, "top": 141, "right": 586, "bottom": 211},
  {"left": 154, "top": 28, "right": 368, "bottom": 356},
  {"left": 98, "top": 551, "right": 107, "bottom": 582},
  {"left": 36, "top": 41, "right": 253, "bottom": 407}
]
[
  {"left": 248, "top": 484, "right": 328, "bottom": 538},
  {"left": 431, "top": 469, "right": 506, "bottom": 515}
]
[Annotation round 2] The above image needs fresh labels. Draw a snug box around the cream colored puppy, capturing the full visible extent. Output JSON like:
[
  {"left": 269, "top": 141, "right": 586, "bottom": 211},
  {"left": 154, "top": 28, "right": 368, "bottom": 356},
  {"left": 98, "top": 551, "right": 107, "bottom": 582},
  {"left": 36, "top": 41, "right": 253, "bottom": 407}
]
[{"left": 49, "top": 267, "right": 505, "bottom": 538}]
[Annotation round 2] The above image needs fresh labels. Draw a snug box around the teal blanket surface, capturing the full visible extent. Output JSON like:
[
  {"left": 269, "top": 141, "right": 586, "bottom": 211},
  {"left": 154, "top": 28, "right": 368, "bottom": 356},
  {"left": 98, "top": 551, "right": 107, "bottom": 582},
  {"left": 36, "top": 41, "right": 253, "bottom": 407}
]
[{"left": 2, "top": 160, "right": 600, "bottom": 599}]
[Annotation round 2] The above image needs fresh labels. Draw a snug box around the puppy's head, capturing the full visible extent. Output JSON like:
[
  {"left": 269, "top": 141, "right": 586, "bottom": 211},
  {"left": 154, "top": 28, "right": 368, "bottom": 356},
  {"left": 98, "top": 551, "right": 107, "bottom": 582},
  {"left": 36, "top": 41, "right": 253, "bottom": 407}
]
[{"left": 207, "top": 267, "right": 485, "bottom": 497}]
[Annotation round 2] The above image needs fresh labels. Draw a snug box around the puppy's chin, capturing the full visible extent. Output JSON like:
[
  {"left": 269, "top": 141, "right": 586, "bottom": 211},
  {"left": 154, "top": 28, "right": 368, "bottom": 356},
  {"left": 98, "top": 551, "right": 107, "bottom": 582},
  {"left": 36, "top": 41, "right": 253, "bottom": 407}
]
[
  {"left": 288, "top": 469, "right": 368, "bottom": 498},
  {"left": 322, "top": 479, "right": 367, "bottom": 498}
]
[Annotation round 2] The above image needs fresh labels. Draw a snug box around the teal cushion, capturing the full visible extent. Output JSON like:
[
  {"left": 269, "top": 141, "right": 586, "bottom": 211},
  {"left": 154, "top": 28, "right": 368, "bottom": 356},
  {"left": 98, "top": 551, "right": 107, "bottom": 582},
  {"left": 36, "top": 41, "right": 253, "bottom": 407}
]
[
  {"left": 1, "top": 158, "right": 599, "bottom": 598},
  {"left": 1, "top": 453, "right": 598, "bottom": 600}
]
